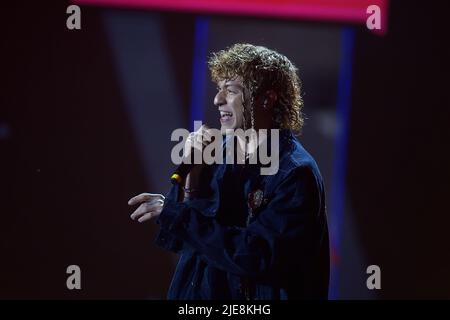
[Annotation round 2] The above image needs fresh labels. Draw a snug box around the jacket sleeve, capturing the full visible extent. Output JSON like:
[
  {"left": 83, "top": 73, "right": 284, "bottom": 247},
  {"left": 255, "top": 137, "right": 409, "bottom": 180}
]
[{"left": 156, "top": 166, "right": 325, "bottom": 278}]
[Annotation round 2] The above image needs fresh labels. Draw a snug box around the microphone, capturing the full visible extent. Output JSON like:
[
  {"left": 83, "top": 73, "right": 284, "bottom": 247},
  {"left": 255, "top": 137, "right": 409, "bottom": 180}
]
[
  {"left": 170, "top": 162, "right": 199, "bottom": 185},
  {"left": 170, "top": 142, "right": 205, "bottom": 185},
  {"left": 170, "top": 124, "right": 217, "bottom": 185}
]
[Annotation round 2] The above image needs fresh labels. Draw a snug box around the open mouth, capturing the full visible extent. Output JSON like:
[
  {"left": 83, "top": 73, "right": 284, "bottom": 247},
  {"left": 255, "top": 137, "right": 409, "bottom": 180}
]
[{"left": 220, "top": 110, "right": 233, "bottom": 122}]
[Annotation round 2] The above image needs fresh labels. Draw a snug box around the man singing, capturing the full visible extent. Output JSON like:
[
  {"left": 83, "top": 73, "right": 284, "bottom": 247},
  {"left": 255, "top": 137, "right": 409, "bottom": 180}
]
[{"left": 128, "top": 44, "right": 330, "bottom": 299}]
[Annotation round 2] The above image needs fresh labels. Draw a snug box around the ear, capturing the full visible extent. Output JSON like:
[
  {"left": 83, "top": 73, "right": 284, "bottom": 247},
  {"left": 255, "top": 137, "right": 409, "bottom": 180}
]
[{"left": 262, "top": 90, "right": 278, "bottom": 110}]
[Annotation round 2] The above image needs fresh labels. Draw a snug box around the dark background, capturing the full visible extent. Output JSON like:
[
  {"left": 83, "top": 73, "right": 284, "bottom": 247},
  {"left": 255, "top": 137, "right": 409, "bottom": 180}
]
[{"left": 1, "top": 1, "right": 449, "bottom": 299}]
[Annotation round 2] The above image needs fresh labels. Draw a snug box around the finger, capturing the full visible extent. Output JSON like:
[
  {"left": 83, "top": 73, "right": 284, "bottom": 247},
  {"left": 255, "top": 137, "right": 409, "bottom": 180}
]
[
  {"left": 128, "top": 193, "right": 153, "bottom": 206},
  {"left": 193, "top": 134, "right": 203, "bottom": 150},
  {"left": 184, "top": 138, "right": 192, "bottom": 158},
  {"left": 184, "top": 134, "right": 195, "bottom": 157},
  {"left": 187, "top": 132, "right": 195, "bottom": 142},
  {"left": 128, "top": 193, "right": 164, "bottom": 206},
  {"left": 130, "top": 203, "right": 147, "bottom": 220},
  {"left": 137, "top": 205, "right": 163, "bottom": 222},
  {"left": 199, "top": 124, "right": 211, "bottom": 137},
  {"left": 203, "top": 130, "right": 213, "bottom": 143},
  {"left": 195, "top": 125, "right": 208, "bottom": 135},
  {"left": 138, "top": 211, "right": 154, "bottom": 223},
  {"left": 194, "top": 125, "right": 209, "bottom": 139},
  {"left": 130, "top": 199, "right": 164, "bottom": 220}
]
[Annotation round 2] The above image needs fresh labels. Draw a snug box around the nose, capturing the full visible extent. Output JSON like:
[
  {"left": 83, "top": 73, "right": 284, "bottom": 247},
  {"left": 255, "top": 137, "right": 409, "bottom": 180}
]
[{"left": 214, "top": 90, "right": 226, "bottom": 107}]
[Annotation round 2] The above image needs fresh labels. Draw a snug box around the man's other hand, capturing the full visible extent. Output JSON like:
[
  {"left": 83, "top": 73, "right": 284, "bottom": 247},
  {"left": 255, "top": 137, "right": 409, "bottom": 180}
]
[{"left": 128, "top": 193, "right": 165, "bottom": 223}]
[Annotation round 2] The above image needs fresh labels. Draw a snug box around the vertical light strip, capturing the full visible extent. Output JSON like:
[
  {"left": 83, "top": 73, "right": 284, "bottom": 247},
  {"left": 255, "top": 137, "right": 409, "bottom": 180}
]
[
  {"left": 329, "top": 26, "right": 355, "bottom": 299},
  {"left": 189, "top": 17, "right": 209, "bottom": 130}
]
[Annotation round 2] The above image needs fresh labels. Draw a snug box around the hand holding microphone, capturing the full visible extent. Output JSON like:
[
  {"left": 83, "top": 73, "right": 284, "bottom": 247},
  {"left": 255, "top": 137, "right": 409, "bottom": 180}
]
[
  {"left": 129, "top": 125, "right": 213, "bottom": 223},
  {"left": 170, "top": 124, "right": 213, "bottom": 185}
]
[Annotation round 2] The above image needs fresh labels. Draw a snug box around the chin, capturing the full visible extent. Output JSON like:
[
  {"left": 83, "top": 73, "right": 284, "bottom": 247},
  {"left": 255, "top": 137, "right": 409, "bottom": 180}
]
[
  {"left": 220, "top": 120, "right": 236, "bottom": 132},
  {"left": 220, "top": 125, "right": 232, "bottom": 134}
]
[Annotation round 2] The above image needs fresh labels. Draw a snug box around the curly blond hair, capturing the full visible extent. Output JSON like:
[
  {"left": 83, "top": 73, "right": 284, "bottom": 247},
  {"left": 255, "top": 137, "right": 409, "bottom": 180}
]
[{"left": 208, "top": 43, "right": 304, "bottom": 132}]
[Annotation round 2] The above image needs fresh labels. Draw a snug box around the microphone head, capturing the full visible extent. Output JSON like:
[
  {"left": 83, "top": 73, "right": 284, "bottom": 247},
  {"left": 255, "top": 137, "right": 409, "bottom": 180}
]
[{"left": 170, "top": 173, "right": 183, "bottom": 185}]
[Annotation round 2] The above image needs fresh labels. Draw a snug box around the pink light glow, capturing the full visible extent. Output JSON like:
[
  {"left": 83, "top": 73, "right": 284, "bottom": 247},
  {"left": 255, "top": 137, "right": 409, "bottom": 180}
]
[{"left": 73, "top": 0, "right": 389, "bottom": 34}]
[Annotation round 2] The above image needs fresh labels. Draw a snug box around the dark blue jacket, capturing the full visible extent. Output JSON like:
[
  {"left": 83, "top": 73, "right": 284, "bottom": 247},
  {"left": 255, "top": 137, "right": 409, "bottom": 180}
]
[{"left": 155, "top": 130, "right": 329, "bottom": 299}]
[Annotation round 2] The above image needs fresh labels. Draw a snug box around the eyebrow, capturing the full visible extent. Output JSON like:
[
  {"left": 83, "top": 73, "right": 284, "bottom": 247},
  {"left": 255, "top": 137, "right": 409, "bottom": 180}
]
[{"left": 222, "top": 82, "right": 243, "bottom": 89}]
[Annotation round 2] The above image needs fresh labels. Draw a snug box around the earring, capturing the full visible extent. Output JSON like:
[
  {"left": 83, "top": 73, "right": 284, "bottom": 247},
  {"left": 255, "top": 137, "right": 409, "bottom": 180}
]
[
  {"left": 250, "top": 95, "right": 255, "bottom": 129},
  {"left": 250, "top": 105, "right": 255, "bottom": 129},
  {"left": 242, "top": 106, "right": 247, "bottom": 131}
]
